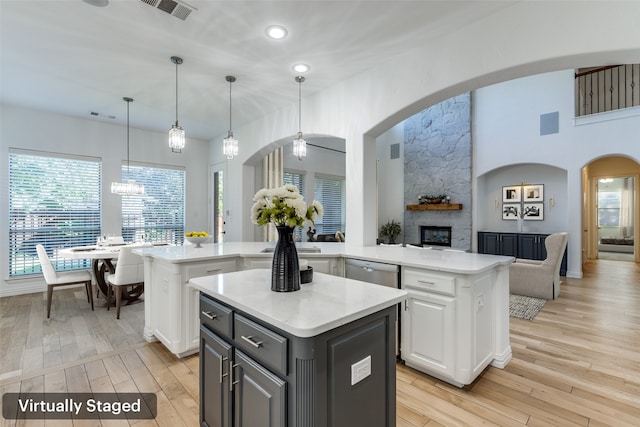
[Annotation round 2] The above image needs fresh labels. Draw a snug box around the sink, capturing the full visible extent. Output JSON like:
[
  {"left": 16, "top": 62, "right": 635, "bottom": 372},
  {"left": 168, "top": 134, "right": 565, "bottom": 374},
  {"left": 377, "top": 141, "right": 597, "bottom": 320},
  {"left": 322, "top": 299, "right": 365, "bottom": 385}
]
[{"left": 261, "top": 247, "right": 321, "bottom": 253}]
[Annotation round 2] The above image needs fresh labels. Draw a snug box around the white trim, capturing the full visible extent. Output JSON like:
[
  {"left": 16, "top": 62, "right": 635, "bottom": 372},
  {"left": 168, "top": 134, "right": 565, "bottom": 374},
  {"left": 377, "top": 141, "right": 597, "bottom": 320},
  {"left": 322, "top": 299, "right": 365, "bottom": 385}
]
[{"left": 573, "top": 106, "right": 640, "bottom": 126}]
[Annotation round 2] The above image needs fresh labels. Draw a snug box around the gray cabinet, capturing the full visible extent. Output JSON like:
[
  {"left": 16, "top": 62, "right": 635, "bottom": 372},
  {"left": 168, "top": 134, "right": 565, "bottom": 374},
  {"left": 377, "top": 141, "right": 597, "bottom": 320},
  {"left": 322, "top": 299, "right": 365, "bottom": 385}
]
[
  {"left": 477, "top": 232, "right": 517, "bottom": 257},
  {"left": 478, "top": 232, "right": 567, "bottom": 276},
  {"left": 199, "top": 293, "right": 397, "bottom": 427}
]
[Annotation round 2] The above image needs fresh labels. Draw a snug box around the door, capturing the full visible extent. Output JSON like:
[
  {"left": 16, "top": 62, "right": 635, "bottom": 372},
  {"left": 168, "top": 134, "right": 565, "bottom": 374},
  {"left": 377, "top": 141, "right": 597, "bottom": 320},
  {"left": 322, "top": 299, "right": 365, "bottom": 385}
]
[
  {"left": 200, "top": 326, "right": 232, "bottom": 427},
  {"left": 233, "top": 350, "right": 286, "bottom": 427},
  {"left": 211, "top": 163, "right": 226, "bottom": 243}
]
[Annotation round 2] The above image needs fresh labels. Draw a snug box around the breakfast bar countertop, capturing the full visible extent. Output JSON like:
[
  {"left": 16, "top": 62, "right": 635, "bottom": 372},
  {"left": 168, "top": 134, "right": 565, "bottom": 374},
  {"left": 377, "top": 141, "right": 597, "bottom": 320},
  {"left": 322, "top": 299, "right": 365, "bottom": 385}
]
[{"left": 134, "top": 242, "right": 513, "bottom": 275}]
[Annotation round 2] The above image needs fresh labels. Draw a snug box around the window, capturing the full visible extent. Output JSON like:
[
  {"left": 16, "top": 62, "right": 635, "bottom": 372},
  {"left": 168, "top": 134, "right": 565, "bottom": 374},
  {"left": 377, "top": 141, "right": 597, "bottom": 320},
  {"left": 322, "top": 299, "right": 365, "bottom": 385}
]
[
  {"left": 314, "top": 175, "right": 345, "bottom": 234},
  {"left": 598, "top": 191, "right": 621, "bottom": 227},
  {"left": 9, "top": 151, "right": 101, "bottom": 276},
  {"left": 121, "top": 164, "right": 185, "bottom": 244},
  {"left": 283, "top": 171, "right": 306, "bottom": 240}
]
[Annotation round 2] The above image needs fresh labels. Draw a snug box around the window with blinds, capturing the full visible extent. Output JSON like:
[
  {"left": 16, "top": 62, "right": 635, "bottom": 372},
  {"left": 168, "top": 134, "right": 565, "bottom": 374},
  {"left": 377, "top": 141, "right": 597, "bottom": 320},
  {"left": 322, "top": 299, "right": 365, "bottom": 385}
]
[
  {"left": 121, "top": 164, "right": 185, "bottom": 244},
  {"left": 314, "top": 175, "right": 345, "bottom": 234},
  {"left": 283, "top": 171, "right": 306, "bottom": 240},
  {"left": 9, "top": 151, "right": 102, "bottom": 276}
]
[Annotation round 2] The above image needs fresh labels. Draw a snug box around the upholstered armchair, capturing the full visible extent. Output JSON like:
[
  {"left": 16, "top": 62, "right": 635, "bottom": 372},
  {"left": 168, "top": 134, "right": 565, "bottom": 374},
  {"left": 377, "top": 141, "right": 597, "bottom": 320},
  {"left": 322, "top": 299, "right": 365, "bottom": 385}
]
[{"left": 509, "top": 232, "right": 568, "bottom": 300}]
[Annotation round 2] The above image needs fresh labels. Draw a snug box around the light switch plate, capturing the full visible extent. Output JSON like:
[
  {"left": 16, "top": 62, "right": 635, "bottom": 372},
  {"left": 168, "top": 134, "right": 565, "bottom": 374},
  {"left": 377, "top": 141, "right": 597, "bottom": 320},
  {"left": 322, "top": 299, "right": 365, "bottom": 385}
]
[{"left": 351, "top": 355, "right": 371, "bottom": 385}]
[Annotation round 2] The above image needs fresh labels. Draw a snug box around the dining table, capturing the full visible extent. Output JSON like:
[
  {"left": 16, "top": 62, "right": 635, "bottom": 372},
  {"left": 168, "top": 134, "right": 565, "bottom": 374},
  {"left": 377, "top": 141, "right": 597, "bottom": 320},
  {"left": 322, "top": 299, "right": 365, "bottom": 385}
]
[{"left": 58, "top": 244, "right": 152, "bottom": 303}]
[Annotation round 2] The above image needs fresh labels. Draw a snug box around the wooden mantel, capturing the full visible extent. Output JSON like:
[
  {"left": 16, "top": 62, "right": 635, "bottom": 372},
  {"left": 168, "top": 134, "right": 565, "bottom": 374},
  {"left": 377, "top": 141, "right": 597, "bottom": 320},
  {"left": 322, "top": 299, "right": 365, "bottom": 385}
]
[{"left": 406, "top": 203, "right": 463, "bottom": 211}]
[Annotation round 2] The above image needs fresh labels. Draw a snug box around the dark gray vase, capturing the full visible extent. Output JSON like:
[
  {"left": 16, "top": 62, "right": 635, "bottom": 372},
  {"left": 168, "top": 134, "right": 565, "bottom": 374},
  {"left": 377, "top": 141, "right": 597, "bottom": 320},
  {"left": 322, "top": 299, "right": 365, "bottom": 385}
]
[{"left": 271, "top": 226, "right": 300, "bottom": 292}]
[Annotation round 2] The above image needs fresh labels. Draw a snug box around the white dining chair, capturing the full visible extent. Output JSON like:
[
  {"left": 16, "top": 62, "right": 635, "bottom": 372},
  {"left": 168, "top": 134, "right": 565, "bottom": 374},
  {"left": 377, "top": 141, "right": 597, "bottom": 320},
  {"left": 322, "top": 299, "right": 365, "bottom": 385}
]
[
  {"left": 106, "top": 244, "right": 147, "bottom": 319},
  {"left": 36, "top": 244, "right": 94, "bottom": 318}
]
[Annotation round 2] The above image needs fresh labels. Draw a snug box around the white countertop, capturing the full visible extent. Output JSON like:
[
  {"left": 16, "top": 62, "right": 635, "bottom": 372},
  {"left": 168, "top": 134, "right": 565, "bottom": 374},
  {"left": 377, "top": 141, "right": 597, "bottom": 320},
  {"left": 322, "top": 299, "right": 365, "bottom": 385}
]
[
  {"left": 134, "top": 242, "right": 513, "bottom": 275},
  {"left": 189, "top": 269, "right": 407, "bottom": 338}
]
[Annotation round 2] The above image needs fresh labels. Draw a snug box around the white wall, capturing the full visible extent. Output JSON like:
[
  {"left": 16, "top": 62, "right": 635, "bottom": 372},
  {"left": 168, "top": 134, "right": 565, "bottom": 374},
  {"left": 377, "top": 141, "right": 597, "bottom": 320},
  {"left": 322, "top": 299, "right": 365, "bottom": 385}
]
[
  {"left": 0, "top": 104, "right": 210, "bottom": 295},
  {"left": 209, "top": 1, "right": 640, "bottom": 268},
  {"left": 375, "top": 123, "right": 404, "bottom": 236},
  {"left": 473, "top": 70, "right": 640, "bottom": 277}
]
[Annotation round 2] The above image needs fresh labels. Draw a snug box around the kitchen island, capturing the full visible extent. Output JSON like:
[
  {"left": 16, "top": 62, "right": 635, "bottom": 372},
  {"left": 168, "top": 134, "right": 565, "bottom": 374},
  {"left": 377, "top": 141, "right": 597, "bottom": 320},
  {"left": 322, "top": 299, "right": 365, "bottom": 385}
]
[
  {"left": 134, "top": 242, "right": 514, "bottom": 387},
  {"left": 190, "top": 268, "right": 406, "bottom": 427}
]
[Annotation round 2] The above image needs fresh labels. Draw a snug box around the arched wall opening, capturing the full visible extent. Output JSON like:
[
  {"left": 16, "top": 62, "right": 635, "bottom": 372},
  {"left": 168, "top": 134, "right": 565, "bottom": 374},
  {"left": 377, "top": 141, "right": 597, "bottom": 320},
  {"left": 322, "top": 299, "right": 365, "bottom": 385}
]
[{"left": 582, "top": 155, "right": 640, "bottom": 263}]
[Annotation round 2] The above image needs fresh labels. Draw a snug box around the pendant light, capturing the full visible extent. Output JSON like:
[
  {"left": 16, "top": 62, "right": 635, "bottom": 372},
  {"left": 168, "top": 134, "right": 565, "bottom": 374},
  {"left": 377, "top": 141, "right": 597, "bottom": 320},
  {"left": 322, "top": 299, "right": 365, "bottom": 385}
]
[
  {"left": 292, "top": 76, "right": 307, "bottom": 160},
  {"left": 222, "top": 75, "right": 238, "bottom": 159},
  {"left": 168, "top": 56, "right": 185, "bottom": 153},
  {"left": 111, "top": 97, "right": 144, "bottom": 196}
]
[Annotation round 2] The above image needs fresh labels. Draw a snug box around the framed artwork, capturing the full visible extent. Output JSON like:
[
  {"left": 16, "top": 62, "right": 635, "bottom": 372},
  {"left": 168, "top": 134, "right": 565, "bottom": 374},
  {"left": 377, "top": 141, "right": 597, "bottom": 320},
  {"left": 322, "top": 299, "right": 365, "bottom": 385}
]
[
  {"left": 523, "top": 203, "right": 544, "bottom": 220},
  {"left": 502, "top": 203, "right": 520, "bottom": 220},
  {"left": 502, "top": 186, "right": 521, "bottom": 203},
  {"left": 523, "top": 184, "right": 544, "bottom": 202}
]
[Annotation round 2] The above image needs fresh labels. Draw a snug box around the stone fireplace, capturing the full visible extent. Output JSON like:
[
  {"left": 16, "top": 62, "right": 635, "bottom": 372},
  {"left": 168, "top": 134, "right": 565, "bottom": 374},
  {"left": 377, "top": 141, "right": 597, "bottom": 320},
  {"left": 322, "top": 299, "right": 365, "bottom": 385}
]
[{"left": 420, "top": 226, "right": 452, "bottom": 247}]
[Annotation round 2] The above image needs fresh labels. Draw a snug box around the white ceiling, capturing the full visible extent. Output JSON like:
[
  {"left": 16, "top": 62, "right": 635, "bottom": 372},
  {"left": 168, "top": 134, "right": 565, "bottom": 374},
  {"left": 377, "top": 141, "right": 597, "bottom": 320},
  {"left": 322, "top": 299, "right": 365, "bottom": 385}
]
[{"left": 1, "top": 0, "right": 514, "bottom": 141}]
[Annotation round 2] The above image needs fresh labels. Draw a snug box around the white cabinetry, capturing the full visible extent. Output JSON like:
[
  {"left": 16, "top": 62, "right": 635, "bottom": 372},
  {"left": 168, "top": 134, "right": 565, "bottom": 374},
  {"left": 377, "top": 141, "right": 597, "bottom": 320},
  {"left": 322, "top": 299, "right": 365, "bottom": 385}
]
[
  {"left": 401, "top": 266, "right": 496, "bottom": 387},
  {"left": 150, "top": 258, "right": 237, "bottom": 357},
  {"left": 241, "top": 256, "right": 343, "bottom": 276}
]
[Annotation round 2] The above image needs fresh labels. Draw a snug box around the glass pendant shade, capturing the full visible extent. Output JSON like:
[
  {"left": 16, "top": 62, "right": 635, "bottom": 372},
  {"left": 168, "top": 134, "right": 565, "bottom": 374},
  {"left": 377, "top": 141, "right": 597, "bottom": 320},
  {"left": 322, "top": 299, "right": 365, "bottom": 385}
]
[
  {"left": 169, "top": 123, "right": 185, "bottom": 153},
  {"left": 111, "top": 180, "right": 145, "bottom": 196},
  {"left": 112, "top": 96, "right": 144, "bottom": 196},
  {"left": 222, "top": 75, "right": 238, "bottom": 159},
  {"left": 169, "top": 56, "right": 185, "bottom": 153},
  {"left": 293, "top": 76, "right": 306, "bottom": 160},
  {"left": 223, "top": 131, "right": 238, "bottom": 159},
  {"left": 292, "top": 132, "right": 307, "bottom": 160}
]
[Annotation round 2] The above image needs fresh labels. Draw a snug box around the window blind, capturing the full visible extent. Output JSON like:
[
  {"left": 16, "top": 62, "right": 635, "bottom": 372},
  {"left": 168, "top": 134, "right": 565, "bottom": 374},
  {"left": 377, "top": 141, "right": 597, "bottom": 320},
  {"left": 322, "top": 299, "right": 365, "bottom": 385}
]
[
  {"left": 9, "top": 152, "right": 102, "bottom": 276},
  {"left": 121, "top": 164, "right": 185, "bottom": 244},
  {"left": 283, "top": 171, "right": 306, "bottom": 240},
  {"left": 314, "top": 175, "right": 345, "bottom": 234}
]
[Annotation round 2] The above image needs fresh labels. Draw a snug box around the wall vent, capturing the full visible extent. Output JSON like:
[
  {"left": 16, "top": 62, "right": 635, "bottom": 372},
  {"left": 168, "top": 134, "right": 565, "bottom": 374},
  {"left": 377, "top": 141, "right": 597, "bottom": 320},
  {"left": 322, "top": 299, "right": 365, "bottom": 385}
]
[{"left": 140, "top": 0, "right": 195, "bottom": 21}]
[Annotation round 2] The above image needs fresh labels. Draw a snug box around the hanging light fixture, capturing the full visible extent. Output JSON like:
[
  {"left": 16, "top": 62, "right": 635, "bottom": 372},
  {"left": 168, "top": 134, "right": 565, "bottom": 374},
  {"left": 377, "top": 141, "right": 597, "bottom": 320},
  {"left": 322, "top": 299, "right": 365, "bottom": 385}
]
[
  {"left": 222, "top": 75, "right": 238, "bottom": 159},
  {"left": 292, "top": 76, "right": 306, "bottom": 160},
  {"left": 168, "top": 56, "right": 185, "bottom": 153},
  {"left": 111, "top": 97, "right": 144, "bottom": 196}
]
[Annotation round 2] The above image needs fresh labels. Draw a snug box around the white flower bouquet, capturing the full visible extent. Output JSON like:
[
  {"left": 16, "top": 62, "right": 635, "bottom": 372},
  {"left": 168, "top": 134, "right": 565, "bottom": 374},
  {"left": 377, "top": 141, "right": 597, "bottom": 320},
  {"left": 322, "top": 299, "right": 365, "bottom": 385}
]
[{"left": 251, "top": 184, "right": 323, "bottom": 228}]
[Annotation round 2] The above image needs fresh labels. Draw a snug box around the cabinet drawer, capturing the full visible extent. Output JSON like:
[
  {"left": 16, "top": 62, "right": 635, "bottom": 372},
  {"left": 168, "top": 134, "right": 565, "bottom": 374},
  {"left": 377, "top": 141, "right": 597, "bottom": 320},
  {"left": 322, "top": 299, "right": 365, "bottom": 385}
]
[
  {"left": 200, "top": 295, "right": 233, "bottom": 339},
  {"left": 234, "top": 314, "right": 288, "bottom": 375},
  {"left": 403, "top": 268, "right": 455, "bottom": 296}
]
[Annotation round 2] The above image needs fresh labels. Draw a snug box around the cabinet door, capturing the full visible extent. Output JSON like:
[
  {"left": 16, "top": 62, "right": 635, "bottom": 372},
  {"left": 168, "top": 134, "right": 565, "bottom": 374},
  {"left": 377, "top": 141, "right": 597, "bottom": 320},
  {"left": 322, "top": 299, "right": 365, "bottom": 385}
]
[
  {"left": 500, "top": 233, "right": 518, "bottom": 257},
  {"left": 200, "top": 326, "right": 232, "bottom": 427},
  {"left": 233, "top": 350, "right": 286, "bottom": 427},
  {"left": 401, "top": 289, "right": 454, "bottom": 378},
  {"left": 478, "top": 232, "right": 500, "bottom": 255},
  {"left": 517, "top": 234, "right": 539, "bottom": 259}
]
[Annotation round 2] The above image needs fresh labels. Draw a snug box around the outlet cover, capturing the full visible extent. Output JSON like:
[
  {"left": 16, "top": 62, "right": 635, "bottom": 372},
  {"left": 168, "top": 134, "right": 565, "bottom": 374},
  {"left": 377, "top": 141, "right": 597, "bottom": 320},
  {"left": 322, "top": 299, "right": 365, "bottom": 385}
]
[{"left": 351, "top": 355, "right": 371, "bottom": 385}]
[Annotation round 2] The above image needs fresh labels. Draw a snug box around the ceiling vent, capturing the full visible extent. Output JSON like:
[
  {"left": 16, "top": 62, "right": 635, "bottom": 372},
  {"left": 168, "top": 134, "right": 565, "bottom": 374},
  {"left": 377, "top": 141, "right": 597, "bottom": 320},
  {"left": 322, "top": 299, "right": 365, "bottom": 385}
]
[{"left": 140, "top": 0, "right": 195, "bottom": 21}]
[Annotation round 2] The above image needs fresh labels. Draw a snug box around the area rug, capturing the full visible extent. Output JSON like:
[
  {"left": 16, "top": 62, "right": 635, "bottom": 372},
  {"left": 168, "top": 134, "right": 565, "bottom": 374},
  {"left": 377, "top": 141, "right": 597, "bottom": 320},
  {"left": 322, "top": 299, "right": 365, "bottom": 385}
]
[{"left": 509, "top": 294, "right": 547, "bottom": 320}]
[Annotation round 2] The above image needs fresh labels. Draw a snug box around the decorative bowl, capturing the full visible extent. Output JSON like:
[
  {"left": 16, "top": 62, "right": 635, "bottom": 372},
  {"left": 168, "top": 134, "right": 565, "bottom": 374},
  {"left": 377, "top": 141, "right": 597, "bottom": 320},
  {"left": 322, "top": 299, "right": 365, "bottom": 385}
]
[{"left": 185, "top": 236, "right": 209, "bottom": 248}]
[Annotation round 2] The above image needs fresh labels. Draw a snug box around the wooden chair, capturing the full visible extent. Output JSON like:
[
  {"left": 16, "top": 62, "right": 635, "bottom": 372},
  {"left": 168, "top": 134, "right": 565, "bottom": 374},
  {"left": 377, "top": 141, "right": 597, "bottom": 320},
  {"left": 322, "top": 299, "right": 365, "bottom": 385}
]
[
  {"left": 106, "top": 244, "right": 147, "bottom": 319},
  {"left": 36, "top": 244, "right": 94, "bottom": 318}
]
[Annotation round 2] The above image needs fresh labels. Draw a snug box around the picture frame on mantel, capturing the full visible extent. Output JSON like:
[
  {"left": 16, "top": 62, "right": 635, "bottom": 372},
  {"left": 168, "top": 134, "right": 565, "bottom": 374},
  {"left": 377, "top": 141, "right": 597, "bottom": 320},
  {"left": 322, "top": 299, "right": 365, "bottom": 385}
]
[
  {"left": 502, "top": 186, "right": 521, "bottom": 203},
  {"left": 523, "top": 184, "right": 544, "bottom": 202}
]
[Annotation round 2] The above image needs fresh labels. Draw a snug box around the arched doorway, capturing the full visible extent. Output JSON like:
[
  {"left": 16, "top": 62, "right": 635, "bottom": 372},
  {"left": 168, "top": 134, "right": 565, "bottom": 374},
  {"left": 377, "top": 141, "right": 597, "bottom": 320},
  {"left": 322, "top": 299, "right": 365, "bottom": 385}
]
[{"left": 582, "top": 156, "right": 640, "bottom": 264}]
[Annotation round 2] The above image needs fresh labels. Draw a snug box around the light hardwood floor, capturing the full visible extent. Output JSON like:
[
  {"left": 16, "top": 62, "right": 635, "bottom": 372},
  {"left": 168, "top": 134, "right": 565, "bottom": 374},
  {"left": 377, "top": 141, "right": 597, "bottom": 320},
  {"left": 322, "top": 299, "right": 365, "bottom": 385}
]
[{"left": 1, "top": 259, "right": 639, "bottom": 426}]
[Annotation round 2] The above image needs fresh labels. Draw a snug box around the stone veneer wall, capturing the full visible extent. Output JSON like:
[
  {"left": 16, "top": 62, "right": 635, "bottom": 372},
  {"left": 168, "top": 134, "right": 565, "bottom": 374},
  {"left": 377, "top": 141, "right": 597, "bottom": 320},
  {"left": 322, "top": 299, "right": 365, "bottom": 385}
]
[{"left": 404, "top": 93, "right": 472, "bottom": 249}]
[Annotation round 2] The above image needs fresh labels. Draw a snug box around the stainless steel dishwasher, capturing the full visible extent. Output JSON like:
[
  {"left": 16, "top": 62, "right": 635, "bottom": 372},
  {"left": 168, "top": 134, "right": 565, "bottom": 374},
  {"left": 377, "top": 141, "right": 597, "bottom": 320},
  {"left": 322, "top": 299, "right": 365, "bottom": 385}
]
[{"left": 344, "top": 258, "right": 400, "bottom": 356}]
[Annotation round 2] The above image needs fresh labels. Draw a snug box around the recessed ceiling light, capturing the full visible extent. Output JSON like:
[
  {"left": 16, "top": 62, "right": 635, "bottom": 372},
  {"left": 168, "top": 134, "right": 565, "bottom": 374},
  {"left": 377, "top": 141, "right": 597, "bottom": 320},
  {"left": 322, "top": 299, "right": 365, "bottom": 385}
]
[
  {"left": 82, "top": 0, "right": 109, "bottom": 6},
  {"left": 265, "top": 25, "right": 288, "bottom": 40},
  {"left": 293, "top": 63, "right": 310, "bottom": 73}
]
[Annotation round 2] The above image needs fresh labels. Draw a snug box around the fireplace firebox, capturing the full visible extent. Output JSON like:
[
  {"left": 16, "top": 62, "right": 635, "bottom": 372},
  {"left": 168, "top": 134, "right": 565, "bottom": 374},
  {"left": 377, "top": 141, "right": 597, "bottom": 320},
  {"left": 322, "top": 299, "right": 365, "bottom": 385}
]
[{"left": 420, "top": 226, "right": 452, "bottom": 247}]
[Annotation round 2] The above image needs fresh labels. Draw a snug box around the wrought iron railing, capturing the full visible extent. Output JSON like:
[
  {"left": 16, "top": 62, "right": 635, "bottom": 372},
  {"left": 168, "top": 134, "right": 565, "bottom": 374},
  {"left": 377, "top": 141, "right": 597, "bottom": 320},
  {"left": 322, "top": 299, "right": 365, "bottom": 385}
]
[{"left": 575, "top": 64, "right": 640, "bottom": 117}]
